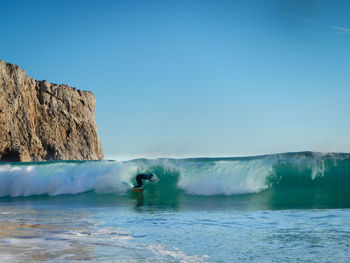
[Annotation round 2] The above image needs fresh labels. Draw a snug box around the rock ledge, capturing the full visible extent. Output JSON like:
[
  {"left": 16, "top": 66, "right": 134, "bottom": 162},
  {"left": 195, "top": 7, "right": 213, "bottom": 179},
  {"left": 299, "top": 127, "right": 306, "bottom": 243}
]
[{"left": 0, "top": 60, "right": 104, "bottom": 162}]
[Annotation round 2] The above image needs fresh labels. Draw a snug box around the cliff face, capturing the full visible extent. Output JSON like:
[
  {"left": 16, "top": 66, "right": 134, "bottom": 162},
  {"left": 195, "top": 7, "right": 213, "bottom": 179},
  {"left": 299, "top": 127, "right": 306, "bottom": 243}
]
[{"left": 0, "top": 60, "right": 104, "bottom": 162}]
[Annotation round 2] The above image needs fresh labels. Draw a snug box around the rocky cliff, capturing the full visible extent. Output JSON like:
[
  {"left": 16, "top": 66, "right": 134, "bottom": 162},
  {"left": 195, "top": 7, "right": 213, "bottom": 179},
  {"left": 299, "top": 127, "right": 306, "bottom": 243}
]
[{"left": 0, "top": 60, "right": 104, "bottom": 162}]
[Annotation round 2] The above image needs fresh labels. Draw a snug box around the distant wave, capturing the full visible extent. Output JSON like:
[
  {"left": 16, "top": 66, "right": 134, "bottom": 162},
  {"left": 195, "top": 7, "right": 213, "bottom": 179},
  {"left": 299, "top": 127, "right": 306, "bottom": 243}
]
[{"left": 0, "top": 152, "right": 350, "bottom": 207}]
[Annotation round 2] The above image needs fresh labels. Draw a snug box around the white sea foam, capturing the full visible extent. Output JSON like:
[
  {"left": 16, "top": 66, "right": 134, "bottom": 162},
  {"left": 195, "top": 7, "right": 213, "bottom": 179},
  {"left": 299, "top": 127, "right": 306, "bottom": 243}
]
[
  {"left": 0, "top": 161, "right": 136, "bottom": 197},
  {"left": 146, "top": 244, "right": 209, "bottom": 263},
  {"left": 176, "top": 159, "right": 275, "bottom": 195}
]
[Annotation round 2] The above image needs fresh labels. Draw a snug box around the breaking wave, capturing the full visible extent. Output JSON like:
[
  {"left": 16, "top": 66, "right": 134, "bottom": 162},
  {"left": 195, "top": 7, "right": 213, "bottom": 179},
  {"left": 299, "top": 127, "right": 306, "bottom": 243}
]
[{"left": 0, "top": 152, "right": 349, "bottom": 207}]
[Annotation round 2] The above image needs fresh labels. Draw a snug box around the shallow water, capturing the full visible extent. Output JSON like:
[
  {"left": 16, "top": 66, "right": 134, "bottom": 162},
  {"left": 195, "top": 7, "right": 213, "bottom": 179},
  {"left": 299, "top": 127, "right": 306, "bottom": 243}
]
[{"left": 0, "top": 195, "right": 350, "bottom": 262}]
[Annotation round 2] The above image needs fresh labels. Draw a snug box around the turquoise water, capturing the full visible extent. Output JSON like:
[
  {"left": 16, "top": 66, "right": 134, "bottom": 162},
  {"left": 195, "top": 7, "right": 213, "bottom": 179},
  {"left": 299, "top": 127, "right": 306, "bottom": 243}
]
[{"left": 0, "top": 152, "right": 350, "bottom": 262}]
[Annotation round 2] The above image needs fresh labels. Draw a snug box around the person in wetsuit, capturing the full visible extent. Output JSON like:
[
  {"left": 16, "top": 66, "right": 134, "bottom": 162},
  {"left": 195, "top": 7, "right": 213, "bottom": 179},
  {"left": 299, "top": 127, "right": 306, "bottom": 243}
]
[{"left": 133, "top": 174, "right": 154, "bottom": 188}]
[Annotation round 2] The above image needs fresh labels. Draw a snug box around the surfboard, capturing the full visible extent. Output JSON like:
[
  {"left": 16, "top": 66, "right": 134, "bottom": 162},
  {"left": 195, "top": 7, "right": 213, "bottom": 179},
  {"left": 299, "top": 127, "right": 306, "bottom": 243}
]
[{"left": 131, "top": 188, "right": 144, "bottom": 193}]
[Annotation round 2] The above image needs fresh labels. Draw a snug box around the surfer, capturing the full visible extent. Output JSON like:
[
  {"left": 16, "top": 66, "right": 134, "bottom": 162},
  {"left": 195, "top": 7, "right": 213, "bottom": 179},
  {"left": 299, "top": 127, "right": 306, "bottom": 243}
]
[{"left": 133, "top": 173, "right": 154, "bottom": 188}]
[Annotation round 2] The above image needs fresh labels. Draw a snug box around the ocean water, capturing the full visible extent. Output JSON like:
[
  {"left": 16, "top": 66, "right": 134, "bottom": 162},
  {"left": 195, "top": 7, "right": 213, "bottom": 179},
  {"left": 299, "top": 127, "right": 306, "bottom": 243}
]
[{"left": 0, "top": 152, "right": 349, "bottom": 262}]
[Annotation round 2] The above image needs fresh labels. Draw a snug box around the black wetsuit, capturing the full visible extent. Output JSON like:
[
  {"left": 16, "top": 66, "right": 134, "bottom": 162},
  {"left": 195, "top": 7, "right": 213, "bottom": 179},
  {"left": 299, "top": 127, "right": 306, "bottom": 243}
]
[{"left": 134, "top": 174, "right": 152, "bottom": 188}]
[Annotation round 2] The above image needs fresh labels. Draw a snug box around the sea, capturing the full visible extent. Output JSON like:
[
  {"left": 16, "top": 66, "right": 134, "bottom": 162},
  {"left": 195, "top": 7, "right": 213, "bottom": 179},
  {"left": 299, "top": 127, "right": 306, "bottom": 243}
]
[{"left": 0, "top": 151, "right": 349, "bottom": 262}]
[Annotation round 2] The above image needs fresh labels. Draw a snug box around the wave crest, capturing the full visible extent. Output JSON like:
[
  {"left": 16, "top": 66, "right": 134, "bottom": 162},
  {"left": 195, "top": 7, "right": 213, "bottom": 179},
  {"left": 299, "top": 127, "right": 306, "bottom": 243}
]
[{"left": 0, "top": 152, "right": 349, "bottom": 203}]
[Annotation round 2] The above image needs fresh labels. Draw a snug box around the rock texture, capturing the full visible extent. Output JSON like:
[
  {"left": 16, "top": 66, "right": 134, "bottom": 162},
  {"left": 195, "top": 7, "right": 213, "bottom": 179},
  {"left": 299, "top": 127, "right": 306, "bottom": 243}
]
[{"left": 0, "top": 60, "right": 104, "bottom": 162}]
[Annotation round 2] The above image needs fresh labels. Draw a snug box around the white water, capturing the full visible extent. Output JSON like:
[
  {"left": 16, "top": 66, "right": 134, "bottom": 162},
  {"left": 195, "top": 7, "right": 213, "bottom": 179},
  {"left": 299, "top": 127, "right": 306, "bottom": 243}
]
[
  {"left": 173, "top": 159, "right": 274, "bottom": 195},
  {"left": 0, "top": 159, "right": 274, "bottom": 197},
  {"left": 0, "top": 162, "right": 134, "bottom": 197}
]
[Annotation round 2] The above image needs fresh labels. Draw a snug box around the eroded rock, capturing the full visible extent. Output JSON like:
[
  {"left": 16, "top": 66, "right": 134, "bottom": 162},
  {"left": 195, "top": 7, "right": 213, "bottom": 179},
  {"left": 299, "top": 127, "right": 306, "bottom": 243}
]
[{"left": 0, "top": 60, "right": 104, "bottom": 162}]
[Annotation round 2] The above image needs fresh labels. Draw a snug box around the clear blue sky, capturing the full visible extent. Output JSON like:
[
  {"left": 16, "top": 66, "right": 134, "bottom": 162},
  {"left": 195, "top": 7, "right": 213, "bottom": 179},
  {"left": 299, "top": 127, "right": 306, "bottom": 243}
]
[{"left": 1, "top": 0, "right": 350, "bottom": 159}]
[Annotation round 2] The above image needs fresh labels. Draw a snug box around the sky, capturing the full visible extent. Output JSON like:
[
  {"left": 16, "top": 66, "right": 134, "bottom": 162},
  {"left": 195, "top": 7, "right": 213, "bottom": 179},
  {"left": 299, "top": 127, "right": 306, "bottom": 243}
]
[{"left": 1, "top": 0, "right": 350, "bottom": 159}]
